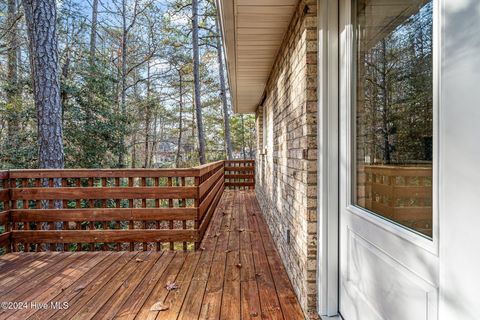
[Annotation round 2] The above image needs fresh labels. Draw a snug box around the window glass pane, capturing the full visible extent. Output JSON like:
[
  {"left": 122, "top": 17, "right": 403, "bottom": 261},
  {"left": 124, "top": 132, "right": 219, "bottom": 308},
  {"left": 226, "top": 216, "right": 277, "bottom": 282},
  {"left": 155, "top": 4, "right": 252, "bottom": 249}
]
[{"left": 355, "top": 0, "right": 433, "bottom": 237}]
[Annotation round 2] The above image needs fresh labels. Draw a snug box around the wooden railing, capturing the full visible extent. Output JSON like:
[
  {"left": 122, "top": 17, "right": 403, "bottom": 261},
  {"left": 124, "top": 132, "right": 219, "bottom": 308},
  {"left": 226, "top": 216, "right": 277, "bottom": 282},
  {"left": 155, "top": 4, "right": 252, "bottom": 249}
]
[
  {"left": 359, "top": 165, "right": 432, "bottom": 236},
  {"left": 0, "top": 171, "right": 10, "bottom": 253},
  {"left": 224, "top": 160, "right": 255, "bottom": 190},
  {"left": 0, "top": 160, "right": 227, "bottom": 252}
]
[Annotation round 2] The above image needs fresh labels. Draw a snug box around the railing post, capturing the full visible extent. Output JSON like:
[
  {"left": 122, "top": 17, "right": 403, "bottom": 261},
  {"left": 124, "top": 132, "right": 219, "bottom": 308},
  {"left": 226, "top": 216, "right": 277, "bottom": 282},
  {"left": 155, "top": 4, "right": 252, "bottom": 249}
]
[
  {"left": 0, "top": 171, "right": 12, "bottom": 254},
  {"left": 194, "top": 174, "right": 200, "bottom": 250}
]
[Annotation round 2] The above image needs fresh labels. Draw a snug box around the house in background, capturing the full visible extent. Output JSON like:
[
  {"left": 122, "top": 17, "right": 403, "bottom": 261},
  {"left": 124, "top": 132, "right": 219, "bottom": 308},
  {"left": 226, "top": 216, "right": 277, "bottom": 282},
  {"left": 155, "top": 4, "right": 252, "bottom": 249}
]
[{"left": 217, "top": 0, "right": 480, "bottom": 319}]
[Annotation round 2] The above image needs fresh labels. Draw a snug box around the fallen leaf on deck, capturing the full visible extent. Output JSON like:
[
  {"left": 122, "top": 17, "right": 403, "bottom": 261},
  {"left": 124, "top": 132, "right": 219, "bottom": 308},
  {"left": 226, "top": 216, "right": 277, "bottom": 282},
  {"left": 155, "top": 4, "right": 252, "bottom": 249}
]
[
  {"left": 238, "top": 228, "right": 245, "bottom": 232},
  {"left": 74, "top": 284, "right": 86, "bottom": 292},
  {"left": 165, "top": 282, "right": 179, "bottom": 291},
  {"left": 236, "top": 263, "right": 242, "bottom": 268},
  {"left": 135, "top": 258, "right": 144, "bottom": 263},
  {"left": 250, "top": 311, "right": 259, "bottom": 317},
  {"left": 150, "top": 301, "right": 169, "bottom": 311}
]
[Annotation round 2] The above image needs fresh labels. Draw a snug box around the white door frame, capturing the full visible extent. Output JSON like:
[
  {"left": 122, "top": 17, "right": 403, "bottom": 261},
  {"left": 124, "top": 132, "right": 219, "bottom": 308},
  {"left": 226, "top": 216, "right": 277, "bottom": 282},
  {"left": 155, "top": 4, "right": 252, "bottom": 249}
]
[
  {"left": 317, "top": 0, "right": 442, "bottom": 318},
  {"left": 316, "top": 0, "right": 340, "bottom": 317}
]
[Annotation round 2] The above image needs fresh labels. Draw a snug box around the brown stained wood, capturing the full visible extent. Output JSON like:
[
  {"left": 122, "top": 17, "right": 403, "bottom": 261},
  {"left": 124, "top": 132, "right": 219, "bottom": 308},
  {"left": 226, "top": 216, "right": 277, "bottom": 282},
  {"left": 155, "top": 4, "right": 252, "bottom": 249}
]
[
  {"left": 11, "top": 229, "right": 197, "bottom": 244},
  {"left": 11, "top": 186, "right": 197, "bottom": 201},
  {"left": 11, "top": 207, "right": 196, "bottom": 222},
  {"left": 0, "top": 253, "right": 66, "bottom": 293},
  {"left": 0, "top": 252, "right": 81, "bottom": 301},
  {"left": 0, "top": 190, "right": 9, "bottom": 202},
  {"left": 0, "top": 190, "right": 304, "bottom": 320},
  {"left": 224, "top": 174, "right": 254, "bottom": 179},
  {"left": 0, "top": 252, "right": 52, "bottom": 284},
  {"left": 224, "top": 167, "right": 254, "bottom": 172},
  {"left": 8, "top": 168, "right": 200, "bottom": 179},
  {"left": 198, "top": 182, "right": 224, "bottom": 239},
  {"left": 114, "top": 251, "right": 176, "bottom": 319},
  {"left": 178, "top": 202, "right": 226, "bottom": 318},
  {"left": 157, "top": 251, "right": 202, "bottom": 319},
  {"left": 199, "top": 192, "right": 233, "bottom": 320},
  {"left": 50, "top": 252, "right": 140, "bottom": 320},
  {"left": 69, "top": 251, "right": 154, "bottom": 319},
  {"left": 199, "top": 167, "right": 224, "bottom": 197},
  {"left": 0, "top": 232, "right": 11, "bottom": 246},
  {"left": 199, "top": 177, "right": 224, "bottom": 219},
  {"left": 90, "top": 252, "right": 163, "bottom": 320},
  {"left": 27, "top": 252, "right": 127, "bottom": 320},
  {"left": 134, "top": 251, "right": 188, "bottom": 320},
  {"left": 221, "top": 192, "right": 241, "bottom": 320},
  {"left": 2, "top": 252, "right": 108, "bottom": 319}
]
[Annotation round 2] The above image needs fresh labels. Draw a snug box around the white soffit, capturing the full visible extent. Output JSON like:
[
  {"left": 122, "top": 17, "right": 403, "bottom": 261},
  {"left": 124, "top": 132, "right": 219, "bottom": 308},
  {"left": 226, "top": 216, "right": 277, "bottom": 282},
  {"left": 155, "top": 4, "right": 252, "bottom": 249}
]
[{"left": 217, "top": 0, "right": 297, "bottom": 113}]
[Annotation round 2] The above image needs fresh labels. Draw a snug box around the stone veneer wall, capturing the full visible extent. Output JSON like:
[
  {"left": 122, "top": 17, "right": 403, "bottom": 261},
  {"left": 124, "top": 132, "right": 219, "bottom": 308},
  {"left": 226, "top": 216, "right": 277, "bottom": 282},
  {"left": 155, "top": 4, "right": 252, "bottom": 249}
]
[{"left": 255, "top": 0, "right": 318, "bottom": 318}]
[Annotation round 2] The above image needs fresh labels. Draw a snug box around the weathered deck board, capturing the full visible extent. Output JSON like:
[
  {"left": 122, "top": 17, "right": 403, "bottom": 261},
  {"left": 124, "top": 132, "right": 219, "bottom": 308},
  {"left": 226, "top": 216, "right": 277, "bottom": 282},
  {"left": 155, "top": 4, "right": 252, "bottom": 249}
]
[{"left": 0, "top": 190, "right": 304, "bottom": 320}]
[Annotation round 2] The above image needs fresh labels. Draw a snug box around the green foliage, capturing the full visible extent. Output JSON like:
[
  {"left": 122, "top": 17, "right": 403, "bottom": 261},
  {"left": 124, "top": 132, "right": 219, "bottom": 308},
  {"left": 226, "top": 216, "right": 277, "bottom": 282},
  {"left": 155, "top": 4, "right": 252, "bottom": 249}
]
[{"left": 0, "top": 0, "right": 256, "bottom": 169}]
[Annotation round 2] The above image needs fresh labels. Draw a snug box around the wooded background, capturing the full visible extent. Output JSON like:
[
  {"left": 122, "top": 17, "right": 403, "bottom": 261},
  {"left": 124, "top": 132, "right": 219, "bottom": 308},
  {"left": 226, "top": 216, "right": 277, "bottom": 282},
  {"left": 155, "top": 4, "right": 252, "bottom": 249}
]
[{"left": 0, "top": 0, "right": 255, "bottom": 170}]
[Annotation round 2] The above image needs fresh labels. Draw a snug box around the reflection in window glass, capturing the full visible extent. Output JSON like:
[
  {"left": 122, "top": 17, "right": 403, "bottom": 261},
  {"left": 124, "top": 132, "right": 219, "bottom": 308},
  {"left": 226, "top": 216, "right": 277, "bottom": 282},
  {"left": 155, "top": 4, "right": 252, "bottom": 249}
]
[{"left": 355, "top": 0, "right": 433, "bottom": 237}]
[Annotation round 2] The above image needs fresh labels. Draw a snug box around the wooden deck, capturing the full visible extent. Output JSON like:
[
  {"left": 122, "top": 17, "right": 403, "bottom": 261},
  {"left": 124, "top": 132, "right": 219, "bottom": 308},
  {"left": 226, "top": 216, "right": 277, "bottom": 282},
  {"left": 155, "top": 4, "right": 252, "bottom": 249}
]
[{"left": 0, "top": 190, "right": 304, "bottom": 320}]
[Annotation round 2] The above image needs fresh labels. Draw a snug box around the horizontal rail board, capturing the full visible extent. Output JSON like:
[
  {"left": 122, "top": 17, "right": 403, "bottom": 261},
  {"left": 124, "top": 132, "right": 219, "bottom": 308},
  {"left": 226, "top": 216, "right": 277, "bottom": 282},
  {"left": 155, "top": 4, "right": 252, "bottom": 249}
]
[
  {"left": 199, "top": 168, "right": 224, "bottom": 198},
  {"left": 12, "top": 229, "right": 198, "bottom": 243},
  {"left": 224, "top": 167, "right": 254, "bottom": 172},
  {"left": 224, "top": 160, "right": 254, "bottom": 163},
  {"left": 199, "top": 183, "right": 224, "bottom": 238},
  {"left": 225, "top": 182, "right": 255, "bottom": 187},
  {"left": 199, "top": 176, "right": 224, "bottom": 220},
  {"left": 11, "top": 208, "right": 197, "bottom": 222},
  {"left": 371, "top": 185, "right": 432, "bottom": 197},
  {"left": 363, "top": 166, "right": 432, "bottom": 177},
  {"left": 8, "top": 169, "right": 201, "bottom": 179},
  {"left": 0, "top": 171, "right": 9, "bottom": 179},
  {"left": 0, "top": 232, "right": 11, "bottom": 243},
  {"left": 0, "top": 189, "right": 9, "bottom": 202},
  {"left": 0, "top": 211, "right": 9, "bottom": 225},
  {"left": 196, "top": 161, "right": 224, "bottom": 176},
  {"left": 11, "top": 187, "right": 197, "bottom": 200},
  {"left": 224, "top": 174, "right": 254, "bottom": 179}
]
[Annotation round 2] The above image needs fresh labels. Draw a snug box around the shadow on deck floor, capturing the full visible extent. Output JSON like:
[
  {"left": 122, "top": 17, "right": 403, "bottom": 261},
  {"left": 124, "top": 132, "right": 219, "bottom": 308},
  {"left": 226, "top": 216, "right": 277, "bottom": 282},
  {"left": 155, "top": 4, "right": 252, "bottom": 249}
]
[{"left": 0, "top": 190, "right": 304, "bottom": 320}]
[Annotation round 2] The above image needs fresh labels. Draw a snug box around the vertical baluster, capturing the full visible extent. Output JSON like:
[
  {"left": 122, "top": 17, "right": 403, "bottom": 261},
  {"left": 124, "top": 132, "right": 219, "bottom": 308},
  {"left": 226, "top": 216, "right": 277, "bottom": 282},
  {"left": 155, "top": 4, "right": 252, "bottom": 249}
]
[
  {"left": 88, "top": 177, "right": 95, "bottom": 251},
  {"left": 141, "top": 177, "right": 147, "bottom": 251},
  {"left": 48, "top": 178, "right": 55, "bottom": 251},
  {"left": 194, "top": 176, "right": 200, "bottom": 250},
  {"left": 20, "top": 178, "right": 30, "bottom": 252},
  {"left": 181, "top": 177, "right": 187, "bottom": 250},
  {"left": 155, "top": 177, "right": 161, "bottom": 251},
  {"left": 115, "top": 177, "right": 121, "bottom": 251},
  {"left": 75, "top": 178, "right": 82, "bottom": 251},
  {"left": 62, "top": 179, "right": 68, "bottom": 251},
  {"left": 168, "top": 177, "right": 174, "bottom": 250},
  {"left": 11, "top": 179, "right": 18, "bottom": 252},
  {"left": 128, "top": 177, "right": 134, "bottom": 251},
  {"left": 101, "top": 177, "right": 107, "bottom": 250}
]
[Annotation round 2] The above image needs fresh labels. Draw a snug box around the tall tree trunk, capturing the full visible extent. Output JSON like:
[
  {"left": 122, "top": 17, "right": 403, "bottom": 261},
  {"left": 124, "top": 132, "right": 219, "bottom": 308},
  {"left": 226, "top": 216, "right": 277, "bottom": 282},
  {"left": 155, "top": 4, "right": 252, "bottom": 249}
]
[
  {"left": 215, "top": 18, "right": 232, "bottom": 160},
  {"left": 24, "top": 0, "right": 64, "bottom": 169},
  {"left": 86, "top": 0, "right": 98, "bottom": 126},
  {"left": 192, "top": 0, "right": 206, "bottom": 164},
  {"left": 144, "top": 58, "right": 152, "bottom": 168},
  {"left": 176, "top": 71, "right": 184, "bottom": 168},
  {"left": 380, "top": 40, "right": 391, "bottom": 164},
  {"left": 89, "top": 0, "right": 98, "bottom": 64},
  {"left": 5, "top": 0, "right": 20, "bottom": 165},
  {"left": 118, "top": 0, "right": 128, "bottom": 168},
  {"left": 240, "top": 114, "right": 246, "bottom": 160}
]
